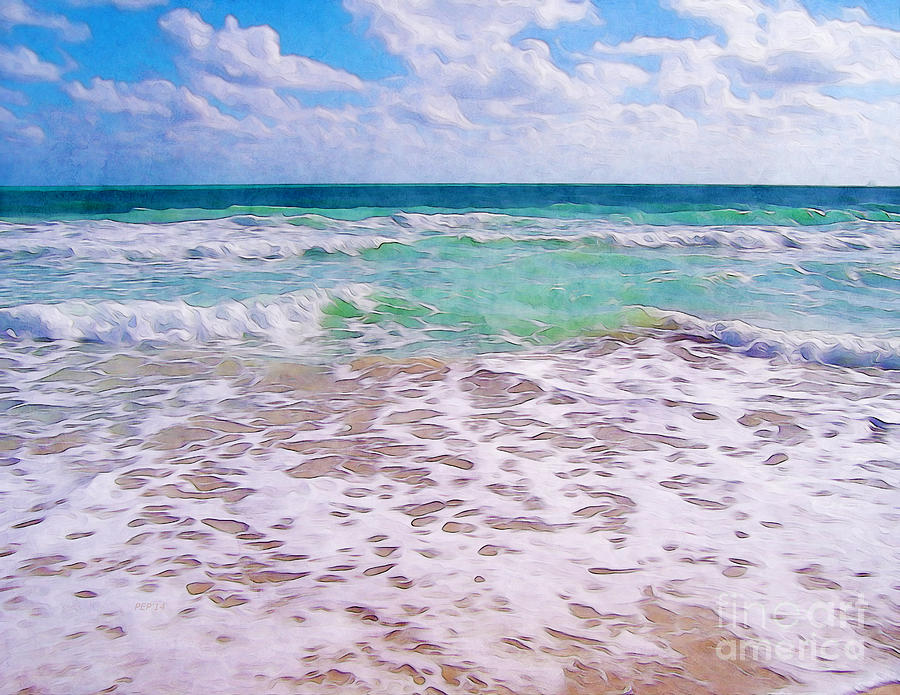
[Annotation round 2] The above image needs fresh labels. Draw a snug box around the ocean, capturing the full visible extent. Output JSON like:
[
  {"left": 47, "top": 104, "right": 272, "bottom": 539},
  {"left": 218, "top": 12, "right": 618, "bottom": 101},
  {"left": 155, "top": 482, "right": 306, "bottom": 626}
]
[{"left": 0, "top": 184, "right": 898, "bottom": 694}]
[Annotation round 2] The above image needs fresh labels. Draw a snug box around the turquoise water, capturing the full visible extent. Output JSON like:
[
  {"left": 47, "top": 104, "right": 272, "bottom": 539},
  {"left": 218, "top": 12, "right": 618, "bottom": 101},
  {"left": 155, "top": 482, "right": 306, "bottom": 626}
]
[
  {"left": 2, "top": 183, "right": 900, "bottom": 223},
  {"left": 0, "top": 185, "right": 898, "bottom": 366}
]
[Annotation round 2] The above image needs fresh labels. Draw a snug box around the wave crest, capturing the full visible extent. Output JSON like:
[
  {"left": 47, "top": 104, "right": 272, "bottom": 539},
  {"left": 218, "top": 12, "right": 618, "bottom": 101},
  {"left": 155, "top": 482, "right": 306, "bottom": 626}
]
[
  {"left": 0, "top": 285, "right": 372, "bottom": 345},
  {"left": 644, "top": 308, "right": 900, "bottom": 370},
  {"left": 3, "top": 213, "right": 899, "bottom": 266}
]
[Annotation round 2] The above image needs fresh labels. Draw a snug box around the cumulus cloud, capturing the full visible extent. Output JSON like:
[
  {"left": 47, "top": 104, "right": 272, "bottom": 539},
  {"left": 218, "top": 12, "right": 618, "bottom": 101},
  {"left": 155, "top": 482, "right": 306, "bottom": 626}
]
[
  {"left": 65, "top": 78, "right": 174, "bottom": 117},
  {"left": 159, "top": 9, "right": 364, "bottom": 91},
  {"left": 612, "top": 0, "right": 900, "bottom": 98},
  {"left": 317, "top": 0, "right": 900, "bottom": 182},
  {"left": 0, "top": 45, "right": 67, "bottom": 82},
  {"left": 45, "top": 8, "right": 368, "bottom": 151},
  {"left": 577, "top": 0, "right": 900, "bottom": 180},
  {"left": 0, "top": 0, "right": 90, "bottom": 41},
  {"left": 7, "top": 0, "right": 900, "bottom": 183},
  {"left": 64, "top": 75, "right": 271, "bottom": 139},
  {"left": 345, "top": 0, "right": 605, "bottom": 113}
]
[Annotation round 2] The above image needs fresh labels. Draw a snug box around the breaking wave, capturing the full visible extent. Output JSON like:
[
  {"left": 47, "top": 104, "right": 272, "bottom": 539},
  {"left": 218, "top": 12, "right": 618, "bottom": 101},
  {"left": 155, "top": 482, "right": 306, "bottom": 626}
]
[
  {"left": 644, "top": 308, "right": 900, "bottom": 370},
  {"left": 0, "top": 285, "right": 373, "bottom": 345},
  {"left": 1, "top": 212, "right": 898, "bottom": 264}
]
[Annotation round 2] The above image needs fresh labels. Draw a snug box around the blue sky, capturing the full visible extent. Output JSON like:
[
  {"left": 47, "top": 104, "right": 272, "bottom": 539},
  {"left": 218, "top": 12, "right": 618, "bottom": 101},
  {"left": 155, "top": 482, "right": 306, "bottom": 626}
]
[{"left": 1, "top": 0, "right": 899, "bottom": 184}]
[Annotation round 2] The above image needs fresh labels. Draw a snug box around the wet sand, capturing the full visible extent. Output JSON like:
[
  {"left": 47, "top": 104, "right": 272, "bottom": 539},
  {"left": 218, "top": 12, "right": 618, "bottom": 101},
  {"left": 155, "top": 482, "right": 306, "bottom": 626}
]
[{"left": 1, "top": 335, "right": 898, "bottom": 693}]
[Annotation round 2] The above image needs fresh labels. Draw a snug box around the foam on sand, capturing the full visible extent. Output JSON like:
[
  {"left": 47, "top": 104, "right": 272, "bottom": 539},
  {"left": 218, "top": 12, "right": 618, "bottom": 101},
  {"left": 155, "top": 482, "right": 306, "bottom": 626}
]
[{"left": 0, "top": 335, "right": 897, "bottom": 694}]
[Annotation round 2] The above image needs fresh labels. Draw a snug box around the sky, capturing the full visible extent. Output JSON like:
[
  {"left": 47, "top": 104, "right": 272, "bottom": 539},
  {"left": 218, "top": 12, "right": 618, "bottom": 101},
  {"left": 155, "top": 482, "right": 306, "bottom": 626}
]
[{"left": 0, "top": 0, "right": 899, "bottom": 184}]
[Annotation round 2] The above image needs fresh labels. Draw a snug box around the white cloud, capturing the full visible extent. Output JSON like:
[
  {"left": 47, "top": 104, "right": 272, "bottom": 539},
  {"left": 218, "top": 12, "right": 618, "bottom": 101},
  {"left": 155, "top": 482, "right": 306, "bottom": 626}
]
[
  {"left": 655, "top": 0, "right": 900, "bottom": 90},
  {"left": 0, "top": 45, "right": 66, "bottom": 82},
  {"left": 65, "top": 78, "right": 173, "bottom": 117},
  {"left": 588, "top": 0, "right": 900, "bottom": 143},
  {"left": 177, "top": 86, "right": 268, "bottom": 135},
  {"left": 346, "top": 0, "right": 601, "bottom": 107},
  {"left": 347, "top": 0, "right": 597, "bottom": 59},
  {"left": 838, "top": 6, "right": 874, "bottom": 25},
  {"left": 48, "top": 7, "right": 363, "bottom": 150},
  {"left": 64, "top": 75, "right": 272, "bottom": 139},
  {"left": 18, "top": 0, "right": 900, "bottom": 184},
  {"left": 158, "top": 9, "right": 364, "bottom": 91},
  {"left": 0, "top": 105, "right": 44, "bottom": 143},
  {"left": 386, "top": 91, "right": 475, "bottom": 130},
  {"left": 332, "top": 0, "right": 900, "bottom": 183},
  {"left": 0, "top": 0, "right": 90, "bottom": 41}
]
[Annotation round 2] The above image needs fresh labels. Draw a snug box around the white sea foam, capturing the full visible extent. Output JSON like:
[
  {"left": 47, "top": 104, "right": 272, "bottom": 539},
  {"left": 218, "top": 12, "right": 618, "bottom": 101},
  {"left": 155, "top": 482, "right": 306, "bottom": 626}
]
[
  {"left": 1, "top": 213, "right": 898, "bottom": 264},
  {"left": 0, "top": 336, "right": 897, "bottom": 694},
  {"left": 0, "top": 217, "right": 406, "bottom": 262},
  {"left": 648, "top": 308, "right": 900, "bottom": 370},
  {"left": 0, "top": 285, "right": 373, "bottom": 345},
  {"left": 387, "top": 212, "right": 900, "bottom": 252},
  {"left": 2, "top": 290, "right": 899, "bottom": 373}
]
